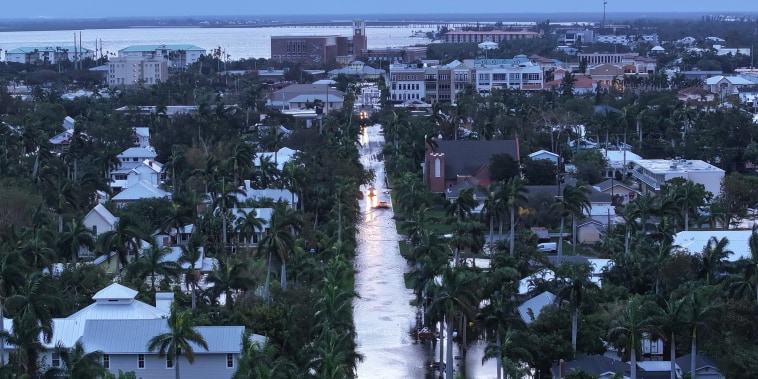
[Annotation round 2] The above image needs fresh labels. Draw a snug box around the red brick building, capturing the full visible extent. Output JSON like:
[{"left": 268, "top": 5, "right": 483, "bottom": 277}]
[
  {"left": 424, "top": 139, "right": 520, "bottom": 193},
  {"left": 271, "top": 20, "right": 367, "bottom": 65}
]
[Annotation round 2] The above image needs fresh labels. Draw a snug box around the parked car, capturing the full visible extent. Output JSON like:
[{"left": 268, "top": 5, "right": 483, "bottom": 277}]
[
  {"left": 375, "top": 201, "right": 390, "bottom": 209},
  {"left": 537, "top": 242, "right": 557, "bottom": 253}
]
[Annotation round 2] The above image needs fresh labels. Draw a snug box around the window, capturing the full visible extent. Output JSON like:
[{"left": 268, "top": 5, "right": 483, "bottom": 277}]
[
  {"left": 167, "top": 356, "right": 174, "bottom": 369},
  {"left": 92, "top": 225, "right": 97, "bottom": 234},
  {"left": 103, "top": 354, "right": 110, "bottom": 369},
  {"left": 52, "top": 353, "right": 61, "bottom": 367},
  {"left": 138, "top": 354, "right": 145, "bottom": 369},
  {"left": 226, "top": 353, "right": 234, "bottom": 368}
]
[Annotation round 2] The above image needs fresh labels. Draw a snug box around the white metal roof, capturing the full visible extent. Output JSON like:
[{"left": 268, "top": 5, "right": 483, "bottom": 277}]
[
  {"left": 112, "top": 181, "right": 170, "bottom": 201},
  {"left": 82, "top": 319, "right": 246, "bottom": 354},
  {"left": 118, "top": 147, "right": 157, "bottom": 159},
  {"left": 84, "top": 203, "right": 118, "bottom": 227},
  {"left": 93, "top": 283, "right": 138, "bottom": 301},
  {"left": 518, "top": 291, "right": 555, "bottom": 324},
  {"left": 673, "top": 230, "right": 754, "bottom": 261}
]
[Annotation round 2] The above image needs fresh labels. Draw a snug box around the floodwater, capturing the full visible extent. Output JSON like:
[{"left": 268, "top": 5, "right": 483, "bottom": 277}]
[
  {"left": 354, "top": 124, "right": 437, "bottom": 379},
  {"left": 353, "top": 125, "right": 499, "bottom": 379}
]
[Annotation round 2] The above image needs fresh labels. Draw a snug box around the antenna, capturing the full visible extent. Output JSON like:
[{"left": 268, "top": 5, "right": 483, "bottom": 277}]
[{"left": 602, "top": 0, "right": 608, "bottom": 35}]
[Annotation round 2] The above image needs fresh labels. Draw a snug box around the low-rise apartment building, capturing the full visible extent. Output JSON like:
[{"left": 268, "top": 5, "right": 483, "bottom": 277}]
[
  {"left": 118, "top": 44, "right": 205, "bottom": 69},
  {"left": 5, "top": 46, "right": 94, "bottom": 65},
  {"left": 108, "top": 56, "right": 169, "bottom": 87},
  {"left": 629, "top": 158, "right": 725, "bottom": 196}
]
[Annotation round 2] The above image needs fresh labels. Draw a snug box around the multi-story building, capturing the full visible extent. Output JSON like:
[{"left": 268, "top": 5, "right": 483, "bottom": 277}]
[
  {"left": 121, "top": 44, "right": 204, "bottom": 64},
  {"left": 271, "top": 20, "right": 366, "bottom": 65},
  {"left": 595, "top": 34, "right": 659, "bottom": 46},
  {"left": 576, "top": 52, "right": 656, "bottom": 76},
  {"left": 363, "top": 46, "right": 427, "bottom": 65},
  {"left": 389, "top": 63, "right": 426, "bottom": 102},
  {"left": 629, "top": 158, "right": 725, "bottom": 196},
  {"left": 443, "top": 30, "right": 540, "bottom": 43},
  {"left": 107, "top": 56, "right": 168, "bottom": 87},
  {"left": 118, "top": 44, "right": 205, "bottom": 69},
  {"left": 5, "top": 46, "right": 94, "bottom": 65},
  {"left": 471, "top": 56, "right": 543, "bottom": 93}
]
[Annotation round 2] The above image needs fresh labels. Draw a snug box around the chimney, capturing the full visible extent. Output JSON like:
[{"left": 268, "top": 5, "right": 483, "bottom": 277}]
[{"left": 155, "top": 292, "right": 174, "bottom": 314}]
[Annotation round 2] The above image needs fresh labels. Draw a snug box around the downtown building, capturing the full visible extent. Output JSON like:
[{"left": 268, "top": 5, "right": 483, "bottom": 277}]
[{"left": 271, "top": 20, "right": 367, "bottom": 65}]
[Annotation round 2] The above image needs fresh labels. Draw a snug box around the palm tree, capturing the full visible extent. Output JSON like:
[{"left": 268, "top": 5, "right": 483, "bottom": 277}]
[
  {"left": 45, "top": 341, "right": 108, "bottom": 379},
  {"left": 212, "top": 180, "right": 246, "bottom": 250},
  {"left": 699, "top": 236, "right": 733, "bottom": 285},
  {"left": 446, "top": 188, "right": 477, "bottom": 222},
  {"left": 555, "top": 262, "right": 598, "bottom": 357},
  {"left": 234, "top": 208, "right": 265, "bottom": 248},
  {"left": 226, "top": 141, "right": 256, "bottom": 186},
  {"left": 0, "top": 250, "right": 26, "bottom": 367},
  {"left": 482, "top": 328, "right": 531, "bottom": 379},
  {"left": 479, "top": 291, "right": 524, "bottom": 379},
  {"left": 554, "top": 183, "right": 591, "bottom": 262},
  {"left": 147, "top": 305, "right": 209, "bottom": 379},
  {"left": 671, "top": 180, "right": 706, "bottom": 231},
  {"left": 100, "top": 213, "right": 151, "bottom": 268},
  {"left": 608, "top": 295, "right": 655, "bottom": 379},
  {"left": 205, "top": 258, "right": 255, "bottom": 309},
  {"left": 651, "top": 295, "right": 686, "bottom": 379},
  {"left": 428, "top": 267, "right": 479, "bottom": 379},
  {"left": 126, "top": 242, "right": 182, "bottom": 294},
  {"left": 481, "top": 183, "right": 505, "bottom": 252},
  {"left": 683, "top": 289, "right": 721, "bottom": 379},
  {"left": 498, "top": 177, "right": 528, "bottom": 255},
  {"left": 2, "top": 313, "right": 49, "bottom": 378},
  {"left": 59, "top": 219, "right": 96, "bottom": 262},
  {"left": 257, "top": 203, "right": 302, "bottom": 292},
  {"left": 255, "top": 155, "right": 280, "bottom": 189}
]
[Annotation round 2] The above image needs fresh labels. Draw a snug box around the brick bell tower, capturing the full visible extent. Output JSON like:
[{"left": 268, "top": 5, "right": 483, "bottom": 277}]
[{"left": 352, "top": 20, "right": 367, "bottom": 57}]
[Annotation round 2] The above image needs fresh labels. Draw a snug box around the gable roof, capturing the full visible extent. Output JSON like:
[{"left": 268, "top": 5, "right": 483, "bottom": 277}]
[
  {"left": 525, "top": 179, "right": 612, "bottom": 204},
  {"left": 518, "top": 291, "right": 555, "bottom": 324},
  {"left": 593, "top": 179, "right": 639, "bottom": 193},
  {"left": 84, "top": 204, "right": 118, "bottom": 227},
  {"left": 112, "top": 181, "right": 170, "bottom": 202},
  {"left": 93, "top": 283, "right": 138, "bottom": 301},
  {"left": 552, "top": 355, "right": 631, "bottom": 378},
  {"left": 675, "top": 353, "right": 720, "bottom": 373},
  {"left": 432, "top": 140, "right": 519, "bottom": 180},
  {"left": 528, "top": 149, "right": 559, "bottom": 160},
  {"left": 119, "top": 147, "right": 157, "bottom": 159},
  {"left": 81, "top": 319, "right": 245, "bottom": 354}
]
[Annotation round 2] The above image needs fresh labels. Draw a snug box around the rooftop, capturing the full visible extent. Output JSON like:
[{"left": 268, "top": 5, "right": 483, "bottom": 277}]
[
  {"left": 632, "top": 159, "right": 724, "bottom": 174},
  {"left": 119, "top": 44, "right": 205, "bottom": 52}
]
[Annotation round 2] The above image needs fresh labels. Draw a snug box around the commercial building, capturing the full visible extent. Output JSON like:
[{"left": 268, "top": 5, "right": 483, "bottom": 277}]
[
  {"left": 271, "top": 20, "right": 367, "bottom": 65},
  {"left": 471, "top": 56, "right": 543, "bottom": 93}
]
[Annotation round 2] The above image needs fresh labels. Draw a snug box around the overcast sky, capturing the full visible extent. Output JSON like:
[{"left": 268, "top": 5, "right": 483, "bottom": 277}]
[{"left": 2, "top": 0, "right": 757, "bottom": 19}]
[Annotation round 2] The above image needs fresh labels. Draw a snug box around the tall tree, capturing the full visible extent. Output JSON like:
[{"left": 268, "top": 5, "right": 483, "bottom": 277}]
[
  {"left": 257, "top": 203, "right": 302, "bottom": 292},
  {"left": 608, "top": 295, "right": 655, "bottom": 379},
  {"left": 683, "top": 289, "right": 721, "bottom": 379},
  {"left": 555, "top": 262, "right": 598, "bottom": 357},
  {"left": 554, "top": 182, "right": 591, "bottom": 262},
  {"left": 147, "top": 305, "right": 209, "bottom": 379},
  {"left": 652, "top": 295, "right": 687, "bottom": 379}
]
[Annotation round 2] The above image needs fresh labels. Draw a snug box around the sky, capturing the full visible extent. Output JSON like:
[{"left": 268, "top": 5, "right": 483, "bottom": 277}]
[{"left": 1, "top": 0, "right": 758, "bottom": 19}]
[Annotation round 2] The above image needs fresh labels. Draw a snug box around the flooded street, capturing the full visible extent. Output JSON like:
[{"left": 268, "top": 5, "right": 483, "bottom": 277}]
[
  {"left": 354, "top": 124, "right": 435, "bottom": 378},
  {"left": 353, "top": 125, "right": 498, "bottom": 379}
]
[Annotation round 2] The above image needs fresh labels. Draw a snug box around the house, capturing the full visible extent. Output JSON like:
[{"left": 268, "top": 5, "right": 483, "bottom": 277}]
[
  {"left": 83, "top": 204, "right": 119, "bottom": 237},
  {"left": 424, "top": 139, "right": 520, "bottom": 193},
  {"left": 117, "top": 147, "right": 158, "bottom": 170},
  {"left": 675, "top": 353, "right": 725, "bottom": 379},
  {"left": 576, "top": 218, "right": 606, "bottom": 244},
  {"left": 552, "top": 355, "right": 631, "bottom": 379},
  {"left": 545, "top": 75, "right": 598, "bottom": 95},
  {"left": 593, "top": 179, "right": 640, "bottom": 205},
  {"left": 111, "top": 181, "right": 171, "bottom": 206},
  {"left": 600, "top": 149, "right": 643, "bottom": 180},
  {"left": 327, "top": 61, "right": 386, "bottom": 80},
  {"left": 673, "top": 230, "right": 754, "bottom": 262},
  {"left": 268, "top": 83, "right": 345, "bottom": 115},
  {"left": 238, "top": 180, "right": 298, "bottom": 207},
  {"left": 255, "top": 147, "right": 299, "bottom": 171},
  {"left": 111, "top": 159, "right": 163, "bottom": 191},
  {"left": 705, "top": 75, "right": 754, "bottom": 98},
  {"left": 48, "top": 129, "right": 75, "bottom": 153},
  {"left": 0, "top": 283, "right": 261, "bottom": 379},
  {"left": 519, "top": 258, "right": 612, "bottom": 296},
  {"left": 517, "top": 291, "right": 555, "bottom": 324},
  {"left": 133, "top": 127, "right": 150, "bottom": 148},
  {"left": 677, "top": 86, "right": 716, "bottom": 104},
  {"left": 628, "top": 158, "right": 724, "bottom": 196},
  {"left": 528, "top": 150, "right": 559, "bottom": 164},
  {"left": 637, "top": 361, "right": 680, "bottom": 378}
]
